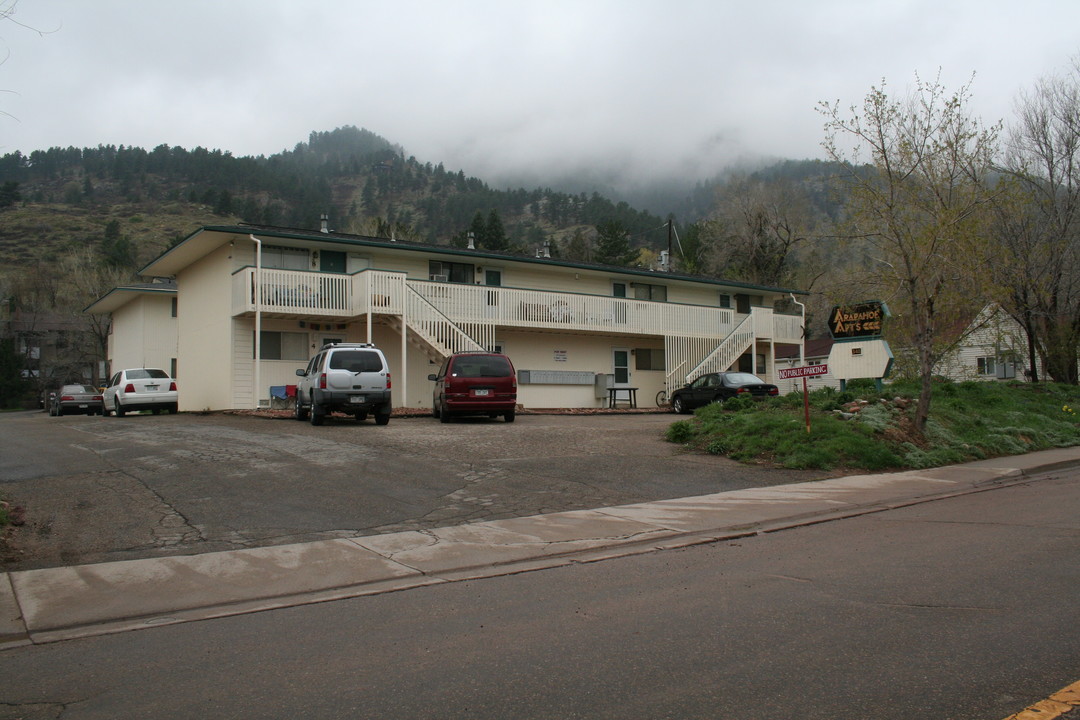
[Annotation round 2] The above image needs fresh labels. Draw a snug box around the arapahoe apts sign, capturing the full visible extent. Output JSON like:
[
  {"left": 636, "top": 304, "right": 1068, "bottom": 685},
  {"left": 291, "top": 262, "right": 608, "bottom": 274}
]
[{"left": 829, "top": 301, "right": 887, "bottom": 339}]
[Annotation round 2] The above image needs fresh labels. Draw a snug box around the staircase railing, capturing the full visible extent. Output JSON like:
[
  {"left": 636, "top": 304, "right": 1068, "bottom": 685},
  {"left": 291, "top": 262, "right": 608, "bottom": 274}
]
[
  {"left": 685, "top": 314, "right": 755, "bottom": 382},
  {"left": 404, "top": 285, "right": 487, "bottom": 358}
]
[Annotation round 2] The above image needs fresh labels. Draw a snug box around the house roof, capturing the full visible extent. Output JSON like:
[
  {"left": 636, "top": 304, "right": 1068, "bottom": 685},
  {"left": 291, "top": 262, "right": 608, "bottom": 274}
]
[
  {"left": 775, "top": 337, "right": 834, "bottom": 360},
  {"left": 84, "top": 281, "right": 177, "bottom": 314},
  {"left": 139, "top": 223, "right": 808, "bottom": 296}
]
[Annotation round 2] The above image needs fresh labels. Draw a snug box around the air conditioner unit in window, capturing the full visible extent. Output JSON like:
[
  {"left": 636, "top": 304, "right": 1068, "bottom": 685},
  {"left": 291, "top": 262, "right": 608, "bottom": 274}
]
[{"left": 432, "top": 274, "right": 448, "bottom": 282}]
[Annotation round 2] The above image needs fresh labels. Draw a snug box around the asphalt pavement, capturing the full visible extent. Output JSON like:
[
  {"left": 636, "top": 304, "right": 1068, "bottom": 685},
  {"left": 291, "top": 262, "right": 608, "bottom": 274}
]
[{"left": 3, "top": 441, "right": 1078, "bottom": 650}]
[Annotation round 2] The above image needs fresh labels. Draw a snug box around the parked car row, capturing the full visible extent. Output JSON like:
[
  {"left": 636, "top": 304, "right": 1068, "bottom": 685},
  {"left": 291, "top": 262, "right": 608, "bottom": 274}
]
[
  {"left": 45, "top": 352, "right": 775, "bottom": 424},
  {"left": 46, "top": 369, "right": 178, "bottom": 418},
  {"left": 292, "top": 343, "right": 520, "bottom": 426}
]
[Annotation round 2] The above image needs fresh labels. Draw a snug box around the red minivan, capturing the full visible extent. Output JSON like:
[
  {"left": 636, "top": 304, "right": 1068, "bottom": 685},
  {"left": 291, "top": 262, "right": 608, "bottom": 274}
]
[{"left": 429, "top": 352, "right": 518, "bottom": 423}]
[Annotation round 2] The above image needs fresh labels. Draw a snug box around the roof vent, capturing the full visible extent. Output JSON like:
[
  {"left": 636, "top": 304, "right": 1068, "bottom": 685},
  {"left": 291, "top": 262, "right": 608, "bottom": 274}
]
[
  {"left": 320, "top": 214, "right": 330, "bottom": 233},
  {"left": 467, "top": 232, "right": 475, "bottom": 250}
]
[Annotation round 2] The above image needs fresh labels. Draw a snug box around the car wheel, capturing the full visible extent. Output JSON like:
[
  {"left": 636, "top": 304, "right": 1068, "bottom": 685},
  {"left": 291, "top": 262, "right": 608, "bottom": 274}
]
[
  {"left": 354, "top": 411, "right": 368, "bottom": 422},
  {"left": 374, "top": 406, "right": 391, "bottom": 426},
  {"left": 152, "top": 408, "right": 161, "bottom": 415},
  {"left": 672, "top": 396, "right": 687, "bottom": 414},
  {"left": 294, "top": 395, "right": 309, "bottom": 421},
  {"left": 309, "top": 401, "right": 325, "bottom": 426},
  {"left": 168, "top": 404, "right": 178, "bottom": 414},
  {"left": 504, "top": 409, "right": 516, "bottom": 423},
  {"left": 439, "top": 407, "right": 452, "bottom": 423},
  {"left": 114, "top": 398, "right": 126, "bottom": 417}
]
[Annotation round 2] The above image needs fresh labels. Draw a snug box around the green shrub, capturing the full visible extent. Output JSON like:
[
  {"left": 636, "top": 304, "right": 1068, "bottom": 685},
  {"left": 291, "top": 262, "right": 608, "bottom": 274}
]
[
  {"left": 663, "top": 380, "right": 1080, "bottom": 471},
  {"left": 705, "top": 438, "right": 730, "bottom": 455},
  {"left": 855, "top": 403, "right": 894, "bottom": 432},
  {"left": 665, "top": 420, "right": 696, "bottom": 444}
]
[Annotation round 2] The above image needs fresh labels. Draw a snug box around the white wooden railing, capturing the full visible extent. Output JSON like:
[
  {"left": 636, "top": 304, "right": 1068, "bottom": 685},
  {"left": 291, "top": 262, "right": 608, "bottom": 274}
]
[
  {"left": 231, "top": 268, "right": 800, "bottom": 344},
  {"left": 232, "top": 267, "right": 353, "bottom": 317},
  {"left": 408, "top": 279, "right": 736, "bottom": 339},
  {"left": 685, "top": 314, "right": 756, "bottom": 381},
  {"left": 404, "top": 286, "right": 487, "bottom": 356}
]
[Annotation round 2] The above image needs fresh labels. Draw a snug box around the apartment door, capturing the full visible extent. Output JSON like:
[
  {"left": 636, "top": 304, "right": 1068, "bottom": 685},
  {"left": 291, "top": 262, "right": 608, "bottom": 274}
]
[{"left": 612, "top": 348, "right": 631, "bottom": 386}]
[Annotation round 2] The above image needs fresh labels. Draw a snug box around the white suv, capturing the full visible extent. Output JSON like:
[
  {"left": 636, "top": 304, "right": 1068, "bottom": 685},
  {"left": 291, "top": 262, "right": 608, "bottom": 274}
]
[{"left": 294, "top": 343, "right": 392, "bottom": 426}]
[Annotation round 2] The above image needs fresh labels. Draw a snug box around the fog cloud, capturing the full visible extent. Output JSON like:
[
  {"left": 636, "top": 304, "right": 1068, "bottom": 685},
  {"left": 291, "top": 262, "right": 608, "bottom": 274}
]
[{"left": 3, "top": 0, "right": 1078, "bottom": 196}]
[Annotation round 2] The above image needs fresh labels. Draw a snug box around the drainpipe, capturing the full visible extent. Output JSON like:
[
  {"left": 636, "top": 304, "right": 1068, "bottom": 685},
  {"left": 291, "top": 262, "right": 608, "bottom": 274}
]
[
  {"left": 790, "top": 293, "right": 806, "bottom": 366},
  {"left": 250, "top": 235, "right": 263, "bottom": 410}
]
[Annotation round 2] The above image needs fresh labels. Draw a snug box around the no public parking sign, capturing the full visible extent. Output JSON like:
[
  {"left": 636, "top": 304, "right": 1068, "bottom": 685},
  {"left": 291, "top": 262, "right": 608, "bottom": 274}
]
[
  {"left": 778, "top": 364, "right": 829, "bottom": 380},
  {"left": 778, "top": 364, "right": 829, "bottom": 433}
]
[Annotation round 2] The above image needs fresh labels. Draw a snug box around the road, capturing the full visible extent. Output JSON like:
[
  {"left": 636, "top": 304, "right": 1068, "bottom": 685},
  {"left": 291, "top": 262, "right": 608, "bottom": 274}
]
[
  {"left": 0, "top": 468, "right": 1075, "bottom": 719},
  {"left": 0, "top": 409, "right": 829, "bottom": 571}
]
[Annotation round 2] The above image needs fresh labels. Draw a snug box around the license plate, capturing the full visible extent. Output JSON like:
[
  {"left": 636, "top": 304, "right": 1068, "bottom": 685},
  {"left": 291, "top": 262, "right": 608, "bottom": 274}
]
[
  {"left": 473, "top": 389, "right": 491, "bottom": 397},
  {"left": 146, "top": 384, "right": 159, "bottom": 391},
  {"left": 350, "top": 395, "right": 366, "bottom": 404},
  {"left": 78, "top": 404, "right": 88, "bottom": 408}
]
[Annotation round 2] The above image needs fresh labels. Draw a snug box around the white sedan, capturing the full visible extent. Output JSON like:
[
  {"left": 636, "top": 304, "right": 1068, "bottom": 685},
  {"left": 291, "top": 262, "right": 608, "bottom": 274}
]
[{"left": 103, "top": 368, "right": 178, "bottom": 416}]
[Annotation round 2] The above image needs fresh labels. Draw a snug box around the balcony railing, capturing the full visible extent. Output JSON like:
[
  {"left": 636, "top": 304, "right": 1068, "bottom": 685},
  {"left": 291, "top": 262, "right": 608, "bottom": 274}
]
[
  {"left": 232, "top": 267, "right": 802, "bottom": 343},
  {"left": 232, "top": 267, "right": 353, "bottom": 317}
]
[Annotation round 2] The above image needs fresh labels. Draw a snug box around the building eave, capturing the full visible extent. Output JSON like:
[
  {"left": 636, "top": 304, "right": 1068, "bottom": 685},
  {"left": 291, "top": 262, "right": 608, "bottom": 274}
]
[
  {"left": 84, "top": 283, "right": 177, "bottom": 314},
  {"left": 141, "top": 224, "right": 808, "bottom": 296}
]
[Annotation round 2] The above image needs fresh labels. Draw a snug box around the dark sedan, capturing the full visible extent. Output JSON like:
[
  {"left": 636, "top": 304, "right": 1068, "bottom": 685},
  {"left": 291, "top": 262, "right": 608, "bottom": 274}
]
[
  {"left": 671, "top": 372, "right": 779, "bottom": 413},
  {"left": 50, "top": 384, "right": 105, "bottom": 416}
]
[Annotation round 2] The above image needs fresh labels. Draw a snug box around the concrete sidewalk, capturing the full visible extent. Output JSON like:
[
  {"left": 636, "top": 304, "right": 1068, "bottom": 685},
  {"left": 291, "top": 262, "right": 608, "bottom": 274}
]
[{"left": 3, "top": 447, "right": 1078, "bottom": 649}]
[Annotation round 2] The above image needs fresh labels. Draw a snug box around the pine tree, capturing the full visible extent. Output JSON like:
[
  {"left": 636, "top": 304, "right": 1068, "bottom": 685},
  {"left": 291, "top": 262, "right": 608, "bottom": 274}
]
[
  {"left": 593, "top": 220, "right": 636, "bottom": 266},
  {"left": 484, "top": 209, "right": 509, "bottom": 251}
]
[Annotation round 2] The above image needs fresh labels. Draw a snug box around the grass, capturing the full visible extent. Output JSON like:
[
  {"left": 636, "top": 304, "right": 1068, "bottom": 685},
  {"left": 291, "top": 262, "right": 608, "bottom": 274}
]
[{"left": 665, "top": 379, "right": 1080, "bottom": 471}]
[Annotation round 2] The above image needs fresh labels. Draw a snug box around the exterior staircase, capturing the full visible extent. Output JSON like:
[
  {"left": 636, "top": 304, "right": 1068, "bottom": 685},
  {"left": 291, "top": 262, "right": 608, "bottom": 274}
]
[
  {"left": 685, "top": 314, "right": 755, "bottom": 382},
  {"left": 383, "top": 286, "right": 489, "bottom": 364}
]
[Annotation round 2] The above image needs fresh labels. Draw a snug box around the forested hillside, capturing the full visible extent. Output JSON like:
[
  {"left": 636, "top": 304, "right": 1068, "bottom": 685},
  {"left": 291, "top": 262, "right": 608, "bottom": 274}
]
[{"left": 0, "top": 125, "right": 680, "bottom": 269}]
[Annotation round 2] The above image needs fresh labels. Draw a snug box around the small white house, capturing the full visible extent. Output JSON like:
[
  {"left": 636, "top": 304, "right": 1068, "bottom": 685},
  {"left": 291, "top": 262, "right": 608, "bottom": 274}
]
[{"left": 935, "top": 303, "right": 1043, "bottom": 382}]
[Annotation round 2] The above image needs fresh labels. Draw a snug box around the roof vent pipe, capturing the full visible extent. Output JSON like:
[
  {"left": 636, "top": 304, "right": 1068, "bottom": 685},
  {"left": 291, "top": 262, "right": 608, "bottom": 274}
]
[
  {"left": 467, "top": 232, "right": 475, "bottom": 250},
  {"left": 320, "top": 214, "right": 329, "bottom": 233}
]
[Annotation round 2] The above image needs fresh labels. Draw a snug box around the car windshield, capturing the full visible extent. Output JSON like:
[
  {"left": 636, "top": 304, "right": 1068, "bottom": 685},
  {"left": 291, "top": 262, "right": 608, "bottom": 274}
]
[
  {"left": 126, "top": 369, "right": 169, "bottom": 380},
  {"left": 328, "top": 351, "right": 383, "bottom": 373},
  {"left": 61, "top": 385, "right": 95, "bottom": 394},
  {"left": 724, "top": 373, "right": 764, "bottom": 385},
  {"left": 453, "top": 356, "right": 512, "bottom": 378}
]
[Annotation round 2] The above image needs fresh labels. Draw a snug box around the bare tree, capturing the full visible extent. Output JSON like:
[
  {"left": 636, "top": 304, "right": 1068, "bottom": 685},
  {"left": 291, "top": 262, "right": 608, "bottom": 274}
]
[
  {"left": 994, "top": 58, "right": 1080, "bottom": 383},
  {"left": 704, "top": 175, "right": 818, "bottom": 287},
  {"left": 818, "top": 73, "right": 1000, "bottom": 432}
]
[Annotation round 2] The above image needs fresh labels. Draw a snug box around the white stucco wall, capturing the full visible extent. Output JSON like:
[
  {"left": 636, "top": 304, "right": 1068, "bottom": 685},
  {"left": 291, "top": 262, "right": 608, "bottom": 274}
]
[
  {"left": 107, "top": 295, "right": 177, "bottom": 377},
  {"left": 176, "top": 245, "right": 234, "bottom": 411}
]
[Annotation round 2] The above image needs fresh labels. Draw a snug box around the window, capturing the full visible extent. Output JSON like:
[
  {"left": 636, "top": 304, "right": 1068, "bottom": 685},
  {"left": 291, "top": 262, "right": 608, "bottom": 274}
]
[
  {"left": 977, "top": 356, "right": 997, "bottom": 376},
  {"left": 719, "top": 293, "right": 731, "bottom": 309},
  {"left": 262, "top": 245, "right": 309, "bottom": 270},
  {"left": 635, "top": 348, "right": 665, "bottom": 371},
  {"left": 257, "top": 331, "right": 309, "bottom": 361},
  {"left": 171, "top": 358, "right": 178, "bottom": 378},
  {"left": 429, "top": 260, "right": 474, "bottom": 284},
  {"left": 634, "top": 283, "right": 667, "bottom": 302},
  {"left": 328, "top": 350, "right": 383, "bottom": 372},
  {"left": 170, "top": 297, "right": 178, "bottom": 317}
]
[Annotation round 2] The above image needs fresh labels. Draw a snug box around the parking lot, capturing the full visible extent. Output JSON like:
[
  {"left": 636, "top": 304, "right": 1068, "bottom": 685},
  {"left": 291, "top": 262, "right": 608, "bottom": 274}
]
[{"left": 0, "top": 410, "right": 834, "bottom": 571}]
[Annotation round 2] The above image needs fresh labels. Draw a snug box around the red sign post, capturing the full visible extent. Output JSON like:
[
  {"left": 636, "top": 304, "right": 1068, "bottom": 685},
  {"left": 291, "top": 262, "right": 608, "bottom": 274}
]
[{"left": 777, "top": 364, "right": 829, "bottom": 433}]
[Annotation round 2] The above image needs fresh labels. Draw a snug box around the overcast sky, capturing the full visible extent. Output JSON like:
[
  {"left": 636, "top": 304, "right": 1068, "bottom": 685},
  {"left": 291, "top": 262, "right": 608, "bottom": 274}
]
[{"left": 3, "top": 0, "right": 1079, "bottom": 191}]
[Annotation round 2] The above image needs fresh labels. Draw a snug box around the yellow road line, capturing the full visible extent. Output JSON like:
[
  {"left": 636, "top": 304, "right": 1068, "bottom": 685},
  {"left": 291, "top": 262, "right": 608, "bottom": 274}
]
[{"left": 1003, "top": 679, "right": 1080, "bottom": 719}]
